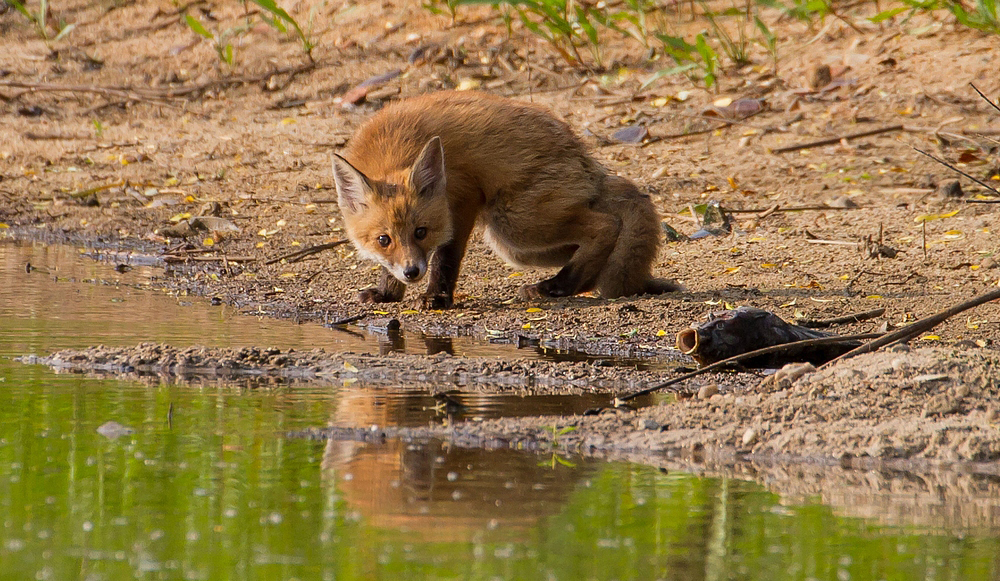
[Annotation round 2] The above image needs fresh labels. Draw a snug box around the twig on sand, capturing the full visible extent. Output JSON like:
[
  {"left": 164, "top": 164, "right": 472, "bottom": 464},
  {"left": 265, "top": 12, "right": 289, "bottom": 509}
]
[
  {"left": 616, "top": 332, "right": 883, "bottom": 402},
  {"left": 820, "top": 287, "right": 1000, "bottom": 368},
  {"left": 0, "top": 62, "right": 317, "bottom": 104},
  {"left": 728, "top": 204, "right": 859, "bottom": 214},
  {"left": 913, "top": 147, "right": 1000, "bottom": 202},
  {"left": 263, "top": 240, "right": 348, "bottom": 265},
  {"left": 328, "top": 313, "right": 367, "bottom": 326},
  {"left": 162, "top": 255, "right": 256, "bottom": 263},
  {"left": 771, "top": 124, "right": 904, "bottom": 154},
  {"left": 970, "top": 83, "right": 1000, "bottom": 114},
  {"left": 795, "top": 308, "right": 886, "bottom": 328}
]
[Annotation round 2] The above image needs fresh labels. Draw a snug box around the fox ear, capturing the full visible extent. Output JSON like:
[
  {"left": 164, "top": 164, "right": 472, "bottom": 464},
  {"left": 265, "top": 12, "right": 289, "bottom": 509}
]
[
  {"left": 332, "top": 154, "right": 371, "bottom": 215},
  {"left": 410, "top": 136, "right": 447, "bottom": 198}
]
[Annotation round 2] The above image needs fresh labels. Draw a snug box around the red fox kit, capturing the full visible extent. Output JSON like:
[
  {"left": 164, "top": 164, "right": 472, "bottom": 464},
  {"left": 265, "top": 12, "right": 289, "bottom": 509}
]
[{"left": 332, "top": 91, "right": 681, "bottom": 309}]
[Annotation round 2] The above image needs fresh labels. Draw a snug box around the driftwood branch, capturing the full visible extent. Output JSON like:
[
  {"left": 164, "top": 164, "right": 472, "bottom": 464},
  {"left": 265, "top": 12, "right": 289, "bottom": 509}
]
[
  {"left": 796, "top": 308, "right": 886, "bottom": 328},
  {"left": 820, "top": 287, "right": 1000, "bottom": 368},
  {"left": 616, "top": 332, "right": 883, "bottom": 402}
]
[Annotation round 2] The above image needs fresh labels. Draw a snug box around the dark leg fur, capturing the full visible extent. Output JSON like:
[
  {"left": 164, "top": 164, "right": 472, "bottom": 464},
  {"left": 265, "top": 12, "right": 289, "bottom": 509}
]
[
  {"left": 358, "top": 267, "right": 406, "bottom": 303},
  {"left": 421, "top": 216, "right": 476, "bottom": 309},
  {"left": 421, "top": 240, "right": 464, "bottom": 309},
  {"left": 593, "top": 177, "right": 683, "bottom": 298},
  {"left": 519, "top": 211, "right": 620, "bottom": 300}
]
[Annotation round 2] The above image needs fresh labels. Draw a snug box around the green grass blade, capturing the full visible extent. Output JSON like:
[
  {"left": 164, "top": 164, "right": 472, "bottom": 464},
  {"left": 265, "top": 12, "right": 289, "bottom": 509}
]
[{"left": 184, "top": 14, "right": 214, "bottom": 38}]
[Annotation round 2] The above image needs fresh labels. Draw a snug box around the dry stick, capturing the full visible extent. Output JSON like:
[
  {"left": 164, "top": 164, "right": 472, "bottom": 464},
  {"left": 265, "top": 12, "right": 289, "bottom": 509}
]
[
  {"left": 970, "top": 83, "right": 1000, "bottom": 114},
  {"left": 0, "top": 81, "right": 173, "bottom": 106},
  {"left": 0, "top": 62, "right": 316, "bottom": 103},
  {"left": 805, "top": 239, "right": 860, "bottom": 246},
  {"left": 615, "top": 332, "right": 884, "bottom": 403},
  {"left": 796, "top": 308, "right": 886, "bottom": 328},
  {"left": 162, "top": 255, "right": 256, "bottom": 263},
  {"left": 922, "top": 221, "right": 927, "bottom": 260},
  {"left": 263, "top": 240, "right": 348, "bottom": 265},
  {"left": 328, "top": 314, "right": 367, "bottom": 326},
  {"left": 913, "top": 147, "right": 1000, "bottom": 202},
  {"left": 771, "top": 124, "right": 904, "bottom": 154},
  {"left": 727, "top": 204, "right": 859, "bottom": 214},
  {"left": 820, "top": 287, "right": 1000, "bottom": 369}
]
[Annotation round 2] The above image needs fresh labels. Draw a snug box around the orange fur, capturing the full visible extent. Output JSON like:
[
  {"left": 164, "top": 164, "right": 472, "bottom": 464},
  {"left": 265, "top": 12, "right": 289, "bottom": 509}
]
[{"left": 332, "top": 91, "right": 682, "bottom": 308}]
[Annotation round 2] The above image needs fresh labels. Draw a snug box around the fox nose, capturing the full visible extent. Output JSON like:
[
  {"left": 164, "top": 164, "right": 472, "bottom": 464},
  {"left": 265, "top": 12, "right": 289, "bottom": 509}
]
[{"left": 403, "top": 266, "right": 421, "bottom": 281}]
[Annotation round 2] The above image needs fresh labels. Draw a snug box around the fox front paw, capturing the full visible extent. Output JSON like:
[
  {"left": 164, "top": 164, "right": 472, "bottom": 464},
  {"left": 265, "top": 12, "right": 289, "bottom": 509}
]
[
  {"left": 420, "top": 292, "right": 454, "bottom": 310},
  {"left": 518, "top": 280, "right": 571, "bottom": 300},
  {"left": 358, "top": 288, "right": 399, "bottom": 304}
]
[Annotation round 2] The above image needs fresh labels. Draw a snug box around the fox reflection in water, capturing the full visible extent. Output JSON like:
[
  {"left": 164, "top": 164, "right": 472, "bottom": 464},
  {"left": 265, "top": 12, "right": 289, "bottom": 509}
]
[{"left": 320, "top": 438, "right": 599, "bottom": 539}]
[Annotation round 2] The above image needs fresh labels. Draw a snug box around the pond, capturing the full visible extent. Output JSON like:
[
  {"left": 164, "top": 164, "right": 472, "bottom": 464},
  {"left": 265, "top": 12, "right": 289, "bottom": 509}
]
[{"left": 2, "top": 240, "right": 999, "bottom": 580}]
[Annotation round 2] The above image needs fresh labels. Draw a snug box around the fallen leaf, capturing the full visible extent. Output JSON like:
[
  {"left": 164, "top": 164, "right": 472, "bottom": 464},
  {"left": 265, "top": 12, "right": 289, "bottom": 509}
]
[
  {"left": 914, "top": 209, "right": 960, "bottom": 223},
  {"left": 611, "top": 125, "right": 648, "bottom": 144}
]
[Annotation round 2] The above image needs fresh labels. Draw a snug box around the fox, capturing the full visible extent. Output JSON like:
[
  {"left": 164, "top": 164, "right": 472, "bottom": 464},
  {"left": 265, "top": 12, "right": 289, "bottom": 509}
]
[{"left": 331, "top": 91, "right": 682, "bottom": 309}]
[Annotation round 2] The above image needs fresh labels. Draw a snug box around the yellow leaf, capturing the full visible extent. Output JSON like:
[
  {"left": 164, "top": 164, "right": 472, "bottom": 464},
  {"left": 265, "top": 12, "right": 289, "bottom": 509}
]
[
  {"left": 400, "top": 309, "right": 419, "bottom": 315},
  {"left": 344, "top": 361, "right": 359, "bottom": 372},
  {"left": 914, "top": 209, "right": 960, "bottom": 223},
  {"left": 169, "top": 212, "right": 191, "bottom": 223},
  {"left": 656, "top": 330, "right": 667, "bottom": 337},
  {"left": 760, "top": 263, "right": 777, "bottom": 269},
  {"left": 526, "top": 307, "right": 542, "bottom": 313},
  {"left": 456, "top": 78, "right": 481, "bottom": 91},
  {"left": 508, "top": 272, "right": 523, "bottom": 278},
  {"left": 522, "top": 322, "right": 532, "bottom": 330},
  {"left": 866, "top": 295, "right": 882, "bottom": 300},
  {"left": 727, "top": 176, "right": 739, "bottom": 190},
  {"left": 724, "top": 302, "right": 736, "bottom": 310},
  {"left": 279, "top": 272, "right": 297, "bottom": 278},
  {"left": 184, "top": 195, "right": 196, "bottom": 203},
  {"left": 203, "top": 238, "right": 214, "bottom": 246},
  {"left": 281, "top": 117, "right": 296, "bottom": 125},
  {"left": 0, "top": 223, "right": 8, "bottom": 228},
  {"left": 780, "top": 300, "right": 797, "bottom": 308},
  {"left": 705, "top": 299, "right": 721, "bottom": 305},
  {"left": 920, "top": 335, "right": 940, "bottom": 341},
  {"left": 839, "top": 274, "right": 850, "bottom": 280},
  {"left": 724, "top": 266, "right": 742, "bottom": 274},
  {"left": 943, "top": 230, "right": 964, "bottom": 239},
  {"left": 372, "top": 310, "right": 389, "bottom": 315},
  {"left": 652, "top": 97, "right": 668, "bottom": 107}
]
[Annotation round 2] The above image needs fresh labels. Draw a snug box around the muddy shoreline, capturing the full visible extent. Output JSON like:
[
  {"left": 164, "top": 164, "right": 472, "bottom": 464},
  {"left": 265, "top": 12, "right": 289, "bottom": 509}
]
[{"left": 22, "top": 338, "right": 1000, "bottom": 469}]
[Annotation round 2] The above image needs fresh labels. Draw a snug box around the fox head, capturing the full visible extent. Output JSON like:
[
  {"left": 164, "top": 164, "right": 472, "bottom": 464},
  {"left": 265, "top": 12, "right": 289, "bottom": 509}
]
[{"left": 332, "top": 137, "right": 453, "bottom": 284}]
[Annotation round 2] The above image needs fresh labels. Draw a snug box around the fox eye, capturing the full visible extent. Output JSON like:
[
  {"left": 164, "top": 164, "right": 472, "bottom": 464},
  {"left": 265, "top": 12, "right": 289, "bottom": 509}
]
[
  {"left": 414, "top": 227, "right": 427, "bottom": 240},
  {"left": 377, "top": 234, "right": 391, "bottom": 248}
]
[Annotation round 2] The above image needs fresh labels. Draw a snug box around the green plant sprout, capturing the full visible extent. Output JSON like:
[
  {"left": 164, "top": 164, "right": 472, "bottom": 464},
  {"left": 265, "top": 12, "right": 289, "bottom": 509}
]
[{"left": 8, "top": 0, "right": 76, "bottom": 42}]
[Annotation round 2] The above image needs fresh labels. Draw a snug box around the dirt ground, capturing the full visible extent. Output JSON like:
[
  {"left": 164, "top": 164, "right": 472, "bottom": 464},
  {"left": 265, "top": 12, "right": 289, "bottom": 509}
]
[{"left": 3, "top": 0, "right": 1000, "bottom": 464}]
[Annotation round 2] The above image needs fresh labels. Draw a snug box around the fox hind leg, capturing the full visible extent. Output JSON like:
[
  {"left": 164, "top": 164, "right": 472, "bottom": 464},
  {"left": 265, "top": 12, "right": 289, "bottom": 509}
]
[
  {"left": 593, "top": 176, "right": 683, "bottom": 298},
  {"left": 518, "top": 209, "right": 621, "bottom": 299}
]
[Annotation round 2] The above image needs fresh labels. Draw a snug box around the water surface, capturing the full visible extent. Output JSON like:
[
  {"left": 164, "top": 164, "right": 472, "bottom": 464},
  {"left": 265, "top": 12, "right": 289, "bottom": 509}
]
[{"left": 2, "top": 240, "right": 999, "bottom": 580}]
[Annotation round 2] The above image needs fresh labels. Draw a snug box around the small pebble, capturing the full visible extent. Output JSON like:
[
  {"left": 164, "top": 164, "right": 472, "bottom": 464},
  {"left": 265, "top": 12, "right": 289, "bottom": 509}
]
[
  {"left": 698, "top": 384, "right": 719, "bottom": 399},
  {"left": 742, "top": 428, "right": 758, "bottom": 447}
]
